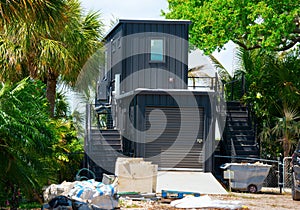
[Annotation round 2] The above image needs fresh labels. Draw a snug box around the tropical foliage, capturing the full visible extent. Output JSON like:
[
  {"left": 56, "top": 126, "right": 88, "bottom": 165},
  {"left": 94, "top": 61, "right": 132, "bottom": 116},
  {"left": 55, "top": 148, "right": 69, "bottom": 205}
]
[
  {"left": 0, "top": 1, "right": 103, "bottom": 208},
  {"left": 52, "top": 91, "right": 84, "bottom": 183},
  {"left": 0, "top": 78, "right": 57, "bottom": 208},
  {"left": 0, "top": 79, "right": 85, "bottom": 208},
  {"left": 233, "top": 48, "right": 300, "bottom": 157}
]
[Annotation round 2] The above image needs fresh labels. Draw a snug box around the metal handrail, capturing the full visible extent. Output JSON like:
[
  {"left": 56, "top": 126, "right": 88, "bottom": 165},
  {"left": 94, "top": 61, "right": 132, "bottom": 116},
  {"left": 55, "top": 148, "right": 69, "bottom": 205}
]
[{"left": 188, "top": 76, "right": 217, "bottom": 90}]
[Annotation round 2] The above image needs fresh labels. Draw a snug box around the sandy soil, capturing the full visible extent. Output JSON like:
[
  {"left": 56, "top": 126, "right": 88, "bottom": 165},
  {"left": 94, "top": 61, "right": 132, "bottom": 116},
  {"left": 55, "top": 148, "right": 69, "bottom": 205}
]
[
  {"left": 120, "top": 190, "right": 300, "bottom": 210},
  {"left": 211, "top": 192, "right": 298, "bottom": 210}
]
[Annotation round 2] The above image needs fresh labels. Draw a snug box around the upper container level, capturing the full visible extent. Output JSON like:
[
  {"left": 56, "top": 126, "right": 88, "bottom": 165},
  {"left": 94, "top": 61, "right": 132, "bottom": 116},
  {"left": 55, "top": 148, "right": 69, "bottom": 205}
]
[{"left": 100, "top": 19, "right": 191, "bottom": 97}]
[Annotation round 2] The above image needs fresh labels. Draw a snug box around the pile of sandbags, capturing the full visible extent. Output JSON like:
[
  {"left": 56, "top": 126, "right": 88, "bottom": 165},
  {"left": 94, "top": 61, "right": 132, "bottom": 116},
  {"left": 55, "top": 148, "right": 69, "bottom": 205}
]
[
  {"left": 43, "top": 181, "right": 76, "bottom": 202},
  {"left": 43, "top": 179, "right": 118, "bottom": 210}
]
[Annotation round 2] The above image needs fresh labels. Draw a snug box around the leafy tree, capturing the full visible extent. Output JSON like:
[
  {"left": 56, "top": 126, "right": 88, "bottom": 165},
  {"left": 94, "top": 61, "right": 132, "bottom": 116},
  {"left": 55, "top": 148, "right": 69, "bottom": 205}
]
[
  {"left": 0, "top": 78, "right": 57, "bottom": 208},
  {"left": 0, "top": 0, "right": 103, "bottom": 117},
  {"left": 163, "top": 0, "right": 300, "bottom": 54}
]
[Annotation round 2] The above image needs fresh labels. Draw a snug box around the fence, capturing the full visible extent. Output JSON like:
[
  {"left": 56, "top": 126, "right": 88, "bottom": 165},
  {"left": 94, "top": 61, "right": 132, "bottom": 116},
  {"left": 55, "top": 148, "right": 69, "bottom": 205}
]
[{"left": 283, "top": 157, "right": 293, "bottom": 192}]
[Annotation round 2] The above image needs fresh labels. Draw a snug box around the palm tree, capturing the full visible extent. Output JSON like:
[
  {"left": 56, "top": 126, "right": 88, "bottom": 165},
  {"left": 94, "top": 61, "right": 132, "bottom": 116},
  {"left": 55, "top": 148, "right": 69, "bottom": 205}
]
[
  {"left": 188, "top": 65, "right": 205, "bottom": 89},
  {"left": 0, "top": 0, "right": 66, "bottom": 25},
  {"left": 208, "top": 54, "right": 232, "bottom": 83},
  {"left": 272, "top": 104, "right": 300, "bottom": 157},
  {"left": 0, "top": 0, "right": 104, "bottom": 117},
  {"left": 187, "top": 52, "right": 232, "bottom": 90}
]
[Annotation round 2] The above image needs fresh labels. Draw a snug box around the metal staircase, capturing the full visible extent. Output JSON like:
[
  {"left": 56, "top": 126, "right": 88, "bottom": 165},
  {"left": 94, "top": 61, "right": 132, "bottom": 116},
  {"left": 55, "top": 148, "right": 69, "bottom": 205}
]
[
  {"left": 84, "top": 105, "right": 123, "bottom": 180},
  {"left": 222, "top": 101, "right": 259, "bottom": 160}
]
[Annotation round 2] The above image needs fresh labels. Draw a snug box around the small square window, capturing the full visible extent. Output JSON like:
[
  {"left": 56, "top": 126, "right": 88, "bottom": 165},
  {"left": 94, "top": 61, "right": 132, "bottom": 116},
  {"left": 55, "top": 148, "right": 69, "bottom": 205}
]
[{"left": 150, "top": 38, "right": 164, "bottom": 62}]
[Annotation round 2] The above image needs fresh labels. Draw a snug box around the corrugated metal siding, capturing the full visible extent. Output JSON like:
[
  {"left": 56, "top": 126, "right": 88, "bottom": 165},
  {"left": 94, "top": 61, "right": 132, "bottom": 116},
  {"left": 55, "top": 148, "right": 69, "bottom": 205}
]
[
  {"left": 104, "top": 20, "right": 190, "bottom": 94},
  {"left": 121, "top": 22, "right": 188, "bottom": 93},
  {"left": 145, "top": 107, "right": 204, "bottom": 169}
]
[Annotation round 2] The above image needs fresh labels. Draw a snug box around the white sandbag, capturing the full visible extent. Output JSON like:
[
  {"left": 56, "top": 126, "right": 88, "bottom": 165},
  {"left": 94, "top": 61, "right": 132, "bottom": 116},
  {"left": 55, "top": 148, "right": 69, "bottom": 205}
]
[
  {"left": 68, "top": 180, "right": 116, "bottom": 200},
  {"left": 43, "top": 181, "right": 79, "bottom": 202}
]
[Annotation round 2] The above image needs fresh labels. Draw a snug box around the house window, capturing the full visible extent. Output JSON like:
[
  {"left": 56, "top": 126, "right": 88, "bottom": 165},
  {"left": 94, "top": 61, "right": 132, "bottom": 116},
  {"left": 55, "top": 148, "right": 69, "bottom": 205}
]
[{"left": 150, "top": 38, "right": 164, "bottom": 62}]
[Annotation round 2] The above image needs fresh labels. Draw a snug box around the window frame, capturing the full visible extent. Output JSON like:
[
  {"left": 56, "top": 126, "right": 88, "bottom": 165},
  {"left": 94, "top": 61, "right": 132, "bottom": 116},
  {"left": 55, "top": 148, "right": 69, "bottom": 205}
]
[{"left": 149, "top": 37, "right": 165, "bottom": 63}]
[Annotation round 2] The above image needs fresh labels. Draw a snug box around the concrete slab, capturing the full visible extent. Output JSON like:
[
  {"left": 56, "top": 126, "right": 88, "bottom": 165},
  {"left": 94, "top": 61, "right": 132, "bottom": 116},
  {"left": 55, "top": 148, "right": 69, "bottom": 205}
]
[{"left": 156, "top": 171, "right": 228, "bottom": 195}]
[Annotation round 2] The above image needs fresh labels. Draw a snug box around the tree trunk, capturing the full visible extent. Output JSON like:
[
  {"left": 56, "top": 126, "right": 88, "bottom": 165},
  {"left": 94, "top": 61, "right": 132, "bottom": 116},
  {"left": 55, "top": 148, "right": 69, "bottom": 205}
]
[
  {"left": 46, "top": 71, "right": 58, "bottom": 118},
  {"left": 283, "top": 136, "right": 290, "bottom": 157}
]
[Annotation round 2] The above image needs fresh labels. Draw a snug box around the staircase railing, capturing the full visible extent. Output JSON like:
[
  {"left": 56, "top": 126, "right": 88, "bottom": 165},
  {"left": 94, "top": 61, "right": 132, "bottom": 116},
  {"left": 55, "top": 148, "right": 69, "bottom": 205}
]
[
  {"left": 187, "top": 76, "right": 216, "bottom": 90},
  {"left": 87, "top": 103, "right": 115, "bottom": 130},
  {"left": 188, "top": 73, "right": 226, "bottom": 115},
  {"left": 223, "top": 72, "right": 246, "bottom": 101}
]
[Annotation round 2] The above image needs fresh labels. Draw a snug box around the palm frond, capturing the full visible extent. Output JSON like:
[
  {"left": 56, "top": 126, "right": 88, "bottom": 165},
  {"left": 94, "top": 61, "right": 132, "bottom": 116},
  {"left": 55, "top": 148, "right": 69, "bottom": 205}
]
[{"left": 208, "top": 54, "right": 232, "bottom": 82}]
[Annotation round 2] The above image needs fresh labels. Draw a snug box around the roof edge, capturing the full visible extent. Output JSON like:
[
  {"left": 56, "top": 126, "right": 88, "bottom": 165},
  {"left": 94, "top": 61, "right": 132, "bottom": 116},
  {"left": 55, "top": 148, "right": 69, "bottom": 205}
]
[{"left": 103, "top": 18, "right": 191, "bottom": 40}]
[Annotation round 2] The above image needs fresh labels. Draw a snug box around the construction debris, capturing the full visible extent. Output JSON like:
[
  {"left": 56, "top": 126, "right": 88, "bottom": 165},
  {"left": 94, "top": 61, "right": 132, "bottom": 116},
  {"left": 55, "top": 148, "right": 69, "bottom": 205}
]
[
  {"left": 115, "top": 158, "right": 158, "bottom": 193},
  {"left": 43, "top": 179, "right": 118, "bottom": 210},
  {"left": 161, "top": 190, "right": 200, "bottom": 199},
  {"left": 170, "top": 195, "right": 246, "bottom": 209}
]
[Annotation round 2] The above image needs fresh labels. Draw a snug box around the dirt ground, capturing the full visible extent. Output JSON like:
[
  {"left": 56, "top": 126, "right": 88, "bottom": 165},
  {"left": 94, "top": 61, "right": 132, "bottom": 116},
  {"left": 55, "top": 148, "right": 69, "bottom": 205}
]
[
  {"left": 210, "top": 191, "right": 298, "bottom": 210},
  {"left": 120, "top": 189, "right": 300, "bottom": 210}
]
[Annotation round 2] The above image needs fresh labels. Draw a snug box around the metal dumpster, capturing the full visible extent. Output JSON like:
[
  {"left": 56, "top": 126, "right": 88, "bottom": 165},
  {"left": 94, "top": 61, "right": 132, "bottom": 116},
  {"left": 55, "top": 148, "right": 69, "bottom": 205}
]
[{"left": 221, "top": 163, "right": 271, "bottom": 193}]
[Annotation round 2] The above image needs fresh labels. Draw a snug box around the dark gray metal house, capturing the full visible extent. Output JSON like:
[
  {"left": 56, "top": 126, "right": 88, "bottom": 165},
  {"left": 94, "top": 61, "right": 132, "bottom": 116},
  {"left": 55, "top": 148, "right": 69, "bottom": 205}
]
[{"left": 85, "top": 19, "right": 222, "bottom": 178}]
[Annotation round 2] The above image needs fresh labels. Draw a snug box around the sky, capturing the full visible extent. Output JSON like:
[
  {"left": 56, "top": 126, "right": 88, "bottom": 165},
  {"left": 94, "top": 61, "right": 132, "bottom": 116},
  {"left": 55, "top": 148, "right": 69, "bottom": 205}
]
[
  {"left": 80, "top": 0, "right": 168, "bottom": 29},
  {"left": 79, "top": 0, "right": 236, "bottom": 76}
]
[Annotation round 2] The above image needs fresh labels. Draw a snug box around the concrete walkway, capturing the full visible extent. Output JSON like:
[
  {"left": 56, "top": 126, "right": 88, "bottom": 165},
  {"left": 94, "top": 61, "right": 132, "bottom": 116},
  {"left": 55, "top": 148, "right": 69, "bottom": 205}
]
[{"left": 156, "top": 171, "right": 228, "bottom": 195}]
